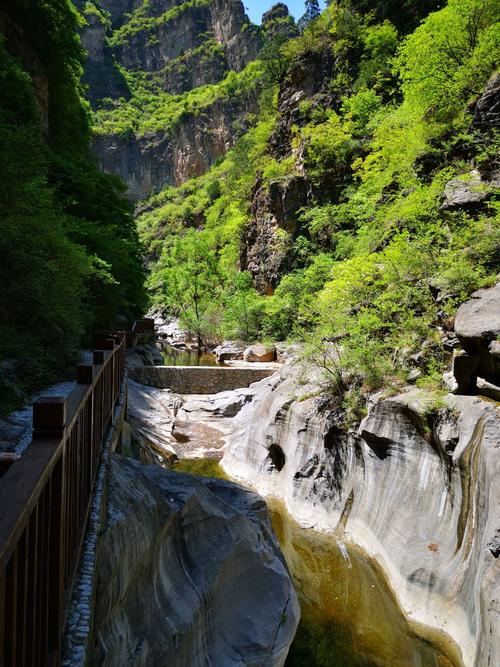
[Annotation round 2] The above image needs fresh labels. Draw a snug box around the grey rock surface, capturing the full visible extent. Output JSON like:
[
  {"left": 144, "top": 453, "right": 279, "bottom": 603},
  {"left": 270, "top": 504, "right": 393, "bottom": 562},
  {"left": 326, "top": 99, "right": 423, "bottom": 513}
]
[
  {"left": 455, "top": 281, "right": 500, "bottom": 342},
  {"left": 89, "top": 454, "right": 299, "bottom": 667},
  {"left": 126, "top": 376, "right": 266, "bottom": 462},
  {"left": 240, "top": 177, "right": 311, "bottom": 293},
  {"left": 440, "top": 170, "right": 492, "bottom": 210},
  {"left": 470, "top": 72, "right": 500, "bottom": 133},
  {"left": 221, "top": 363, "right": 500, "bottom": 667},
  {"left": 149, "top": 312, "right": 193, "bottom": 349},
  {"left": 214, "top": 340, "right": 245, "bottom": 362},
  {"left": 81, "top": 0, "right": 262, "bottom": 197},
  {"left": 126, "top": 343, "right": 163, "bottom": 368},
  {"left": 243, "top": 344, "right": 277, "bottom": 362},
  {"left": 454, "top": 280, "right": 500, "bottom": 388}
]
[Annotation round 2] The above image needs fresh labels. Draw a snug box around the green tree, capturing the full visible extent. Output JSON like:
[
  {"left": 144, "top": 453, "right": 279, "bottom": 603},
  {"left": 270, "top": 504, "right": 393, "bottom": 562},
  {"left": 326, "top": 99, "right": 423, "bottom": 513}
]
[
  {"left": 298, "top": 0, "right": 322, "bottom": 32},
  {"left": 395, "top": 0, "right": 500, "bottom": 117},
  {"left": 222, "top": 272, "right": 265, "bottom": 341},
  {"left": 259, "top": 31, "right": 291, "bottom": 84},
  {"left": 0, "top": 0, "right": 146, "bottom": 412},
  {"left": 160, "top": 231, "right": 222, "bottom": 348}
]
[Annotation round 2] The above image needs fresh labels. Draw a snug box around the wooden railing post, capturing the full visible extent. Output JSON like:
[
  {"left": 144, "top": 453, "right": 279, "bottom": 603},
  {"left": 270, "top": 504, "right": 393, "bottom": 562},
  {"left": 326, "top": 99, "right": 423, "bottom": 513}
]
[
  {"left": 32, "top": 397, "right": 67, "bottom": 666},
  {"left": 33, "top": 398, "right": 66, "bottom": 440}
]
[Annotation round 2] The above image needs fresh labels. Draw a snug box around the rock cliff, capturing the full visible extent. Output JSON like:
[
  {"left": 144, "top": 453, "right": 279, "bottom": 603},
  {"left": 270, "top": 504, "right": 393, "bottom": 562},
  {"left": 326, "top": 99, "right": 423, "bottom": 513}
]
[
  {"left": 93, "top": 93, "right": 259, "bottom": 198},
  {"left": 89, "top": 454, "right": 299, "bottom": 666},
  {"left": 221, "top": 285, "right": 500, "bottom": 667},
  {"left": 80, "top": 0, "right": 262, "bottom": 197},
  {"left": 222, "top": 364, "right": 499, "bottom": 667},
  {"left": 239, "top": 43, "right": 336, "bottom": 292},
  {"left": 241, "top": 176, "right": 311, "bottom": 294}
]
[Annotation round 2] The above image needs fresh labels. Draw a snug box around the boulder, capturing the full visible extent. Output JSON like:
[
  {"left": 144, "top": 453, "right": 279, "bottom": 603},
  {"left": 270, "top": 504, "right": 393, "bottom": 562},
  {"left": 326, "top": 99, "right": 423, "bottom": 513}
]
[
  {"left": 89, "top": 455, "right": 299, "bottom": 667},
  {"left": 150, "top": 312, "right": 193, "bottom": 349},
  {"left": 453, "top": 281, "right": 500, "bottom": 388},
  {"left": 126, "top": 343, "right": 163, "bottom": 368},
  {"left": 275, "top": 342, "right": 301, "bottom": 363},
  {"left": 213, "top": 341, "right": 245, "bottom": 363},
  {"left": 407, "top": 368, "right": 422, "bottom": 383},
  {"left": 440, "top": 169, "right": 490, "bottom": 211},
  {"left": 455, "top": 281, "right": 500, "bottom": 342},
  {"left": 243, "top": 344, "right": 277, "bottom": 363}
]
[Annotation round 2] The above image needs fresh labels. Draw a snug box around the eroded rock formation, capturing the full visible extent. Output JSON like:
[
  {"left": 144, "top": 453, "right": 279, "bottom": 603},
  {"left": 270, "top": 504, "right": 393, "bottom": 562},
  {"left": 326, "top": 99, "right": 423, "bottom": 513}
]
[
  {"left": 453, "top": 279, "right": 500, "bottom": 397},
  {"left": 89, "top": 454, "right": 299, "bottom": 666},
  {"left": 126, "top": 377, "right": 257, "bottom": 463},
  {"left": 221, "top": 362, "right": 500, "bottom": 667},
  {"left": 80, "top": 0, "right": 262, "bottom": 197}
]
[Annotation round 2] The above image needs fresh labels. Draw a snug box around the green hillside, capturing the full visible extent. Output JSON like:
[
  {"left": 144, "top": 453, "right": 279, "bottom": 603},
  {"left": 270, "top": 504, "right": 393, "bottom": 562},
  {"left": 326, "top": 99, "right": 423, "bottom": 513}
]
[{"left": 137, "top": 0, "right": 499, "bottom": 416}]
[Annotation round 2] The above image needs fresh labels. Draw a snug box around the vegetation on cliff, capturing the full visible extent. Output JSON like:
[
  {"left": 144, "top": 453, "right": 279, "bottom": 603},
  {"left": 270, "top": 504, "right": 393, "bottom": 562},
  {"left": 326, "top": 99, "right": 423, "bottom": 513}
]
[
  {"left": 93, "top": 59, "right": 265, "bottom": 136},
  {"left": 0, "top": 0, "right": 146, "bottom": 412},
  {"left": 137, "top": 0, "right": 499, "bottom": 407}
]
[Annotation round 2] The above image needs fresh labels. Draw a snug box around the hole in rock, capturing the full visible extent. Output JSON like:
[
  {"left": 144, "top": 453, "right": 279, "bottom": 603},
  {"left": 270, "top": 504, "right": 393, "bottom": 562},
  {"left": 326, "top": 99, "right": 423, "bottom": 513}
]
[
  {"left": 173, "top": 431, "right": 190, "bottom": 443},
  {"left": 324, "top": 424, "right": 344, "bottom": 451},
  {"left": 267, "top": 444, "right": 286, "bottom": 471},
  {"left": 362, "top": 433, "right": 391, "bottom": 460}
]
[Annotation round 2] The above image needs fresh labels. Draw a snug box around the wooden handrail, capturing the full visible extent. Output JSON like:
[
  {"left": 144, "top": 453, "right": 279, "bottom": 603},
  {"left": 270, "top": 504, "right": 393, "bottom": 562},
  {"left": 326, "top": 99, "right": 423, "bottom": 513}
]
[
  {"left": 0, "top": 319, "right": 154, "bottom": 667},
  {"left": 126, "top": 317, "right": 155, "bottom": 347}
]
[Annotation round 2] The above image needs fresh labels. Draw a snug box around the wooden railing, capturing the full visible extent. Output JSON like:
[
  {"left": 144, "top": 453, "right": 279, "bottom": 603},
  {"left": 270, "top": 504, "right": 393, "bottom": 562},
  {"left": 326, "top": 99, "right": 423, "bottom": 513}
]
[
  {"left": 126, "top": 318, "right": 155, "bottom": 347},
  {"left": 0, "top": 321, "right": 151, "bottom": 667}
]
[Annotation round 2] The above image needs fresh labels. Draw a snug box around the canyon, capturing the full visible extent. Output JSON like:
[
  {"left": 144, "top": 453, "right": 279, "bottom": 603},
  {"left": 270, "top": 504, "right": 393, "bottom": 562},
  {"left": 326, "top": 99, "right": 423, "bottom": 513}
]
[
  {"left": 1, "top": 1, "right": 498, "bottom": 666},
  {"left": 79, "top": 0, "right": 263, "bottom": 197},
  {"left": 113, "top": 280, "right": 500, "bottom": 667}
]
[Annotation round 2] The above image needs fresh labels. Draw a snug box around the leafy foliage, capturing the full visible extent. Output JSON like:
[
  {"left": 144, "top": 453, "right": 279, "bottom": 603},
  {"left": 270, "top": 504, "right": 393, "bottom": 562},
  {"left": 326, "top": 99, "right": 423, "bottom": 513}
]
[
  {"left": 0, "top": 2, "right": 146, "bottom": 412},
  {"left": 135, "top": 0, "right": 499, "bottom": 400},
  {"left": 93, "top": 60, "right": 265, "bottom": 136},
  {"left": 298, "top": 0, "right": 322, "bottom": 33}
]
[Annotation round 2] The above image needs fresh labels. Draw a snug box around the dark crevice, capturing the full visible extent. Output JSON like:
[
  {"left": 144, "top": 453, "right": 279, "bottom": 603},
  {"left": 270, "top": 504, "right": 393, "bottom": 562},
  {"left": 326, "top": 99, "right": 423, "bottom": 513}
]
[{"left": 267, "top": 444, "right": 286, "bottom": 471}]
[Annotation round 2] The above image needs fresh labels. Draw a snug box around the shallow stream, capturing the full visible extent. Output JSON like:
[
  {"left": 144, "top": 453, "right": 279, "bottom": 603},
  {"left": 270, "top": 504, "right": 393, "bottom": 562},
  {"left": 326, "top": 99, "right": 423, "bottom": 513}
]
[{"left": 172, "top": 459, "right": 461, "bottom": 667}]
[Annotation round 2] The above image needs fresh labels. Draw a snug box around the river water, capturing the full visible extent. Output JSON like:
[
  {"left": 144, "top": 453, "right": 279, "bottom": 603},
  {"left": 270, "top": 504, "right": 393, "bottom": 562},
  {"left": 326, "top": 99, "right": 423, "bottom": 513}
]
[{"left": 172, "top": 459, "right": 461, "bottom": 667}]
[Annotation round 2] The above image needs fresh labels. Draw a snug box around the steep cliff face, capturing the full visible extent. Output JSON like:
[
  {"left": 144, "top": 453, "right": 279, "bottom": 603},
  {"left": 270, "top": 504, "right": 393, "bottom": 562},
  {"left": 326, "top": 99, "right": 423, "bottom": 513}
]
[
  {"left": 89, "top": 454, "right": 299, "bottom": 666},
  {"left": 239, "top": 47, "right": 335, "bottom": 293},
  {"left": 241, "top": 176, "right": 312, "bottom": 294},
  {"left": 80, "top": 0, "right": 262, "bottom": 196},
  {"left": 94, "top": 93, "right": 259, "bottom": 198}
]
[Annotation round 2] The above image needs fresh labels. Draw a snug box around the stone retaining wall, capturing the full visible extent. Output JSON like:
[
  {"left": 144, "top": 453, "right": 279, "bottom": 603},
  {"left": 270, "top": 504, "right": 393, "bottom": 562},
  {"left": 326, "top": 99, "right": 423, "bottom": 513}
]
[{"left": 128, "top": 365, "right": 276, "bottom": 393}]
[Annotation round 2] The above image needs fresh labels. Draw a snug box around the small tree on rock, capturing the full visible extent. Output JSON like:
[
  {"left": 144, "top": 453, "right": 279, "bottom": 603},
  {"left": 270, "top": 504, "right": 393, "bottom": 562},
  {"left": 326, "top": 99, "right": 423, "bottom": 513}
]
[{"left": 298, "top": 0, "right": 321, "bottom": 33}]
